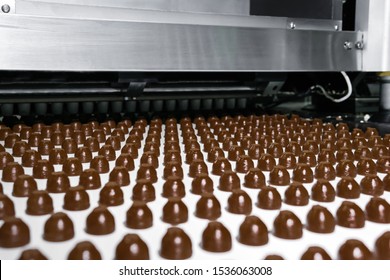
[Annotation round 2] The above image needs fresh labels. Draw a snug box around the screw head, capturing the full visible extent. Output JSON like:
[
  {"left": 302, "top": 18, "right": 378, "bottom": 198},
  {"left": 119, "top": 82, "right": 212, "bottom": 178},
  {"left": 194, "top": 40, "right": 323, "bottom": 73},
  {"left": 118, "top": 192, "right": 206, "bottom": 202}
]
[
  {"left": 355, "top": 41, "right": 364, "bottom": 50},
  {"left": 289, "top": 22, "right": 296, "bottom": 29},
  {"left": 334, "top": 25, "right": 339, "bottom": 31},
  {"left": 1, "top": 4, "right": 10, "bottom": 13},
  {"left": 344, "top": 41, "right": 353, "bottom": 50}
]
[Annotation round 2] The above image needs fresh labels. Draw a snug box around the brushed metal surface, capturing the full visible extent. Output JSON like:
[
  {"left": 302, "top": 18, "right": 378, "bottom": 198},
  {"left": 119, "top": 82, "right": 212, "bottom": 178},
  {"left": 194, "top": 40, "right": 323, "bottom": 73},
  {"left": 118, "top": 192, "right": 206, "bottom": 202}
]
[{"left": 0, "top": 15, "right": 359, "bottom": 71}]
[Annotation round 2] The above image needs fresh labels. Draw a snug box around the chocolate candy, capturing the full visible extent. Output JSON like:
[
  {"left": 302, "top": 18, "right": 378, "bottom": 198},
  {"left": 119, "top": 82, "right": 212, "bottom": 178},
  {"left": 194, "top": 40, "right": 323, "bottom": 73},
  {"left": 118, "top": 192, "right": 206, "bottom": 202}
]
[
  {"left": 26, "top": 191, "right": 53, "bottom": 215},
  {"left": 0, "top": 151, "right": 14, "bottom": 170},
  {"left": 137, "top": 164, "right": 158, "bottom": 183},
  {"left": 126, "top": 201, "right": 153, "bottom": 229},
  {"left": 279, "top": 152, "right": 297, "bottom": 169},
  {"left": 38, "top": 139, "right": 54, "bottom": 155},
  {"left": 21, "top": 149, "right": 41, "bottom": 167},
  {"left": 236, "top": 155, "right": 254, "bottom": 174},
  {"left": 2, "top": 162, "right": 24, "bottom": 182},
  {"left": 201, "top": 222, "right": 232, "bottom": 252},
  {"left": 306, "top": 205, "right": 335, "bottom": 233},
  {"left": 292, "top": 163, "right": 313, "bottom": 184},
  {"left": 264, "top": 255, "right": 284, "bottom": 260},
  {"left": 267, "top": 143, "right": 283, "bottom": 158},
  {"left": 269, "top": 165, "right": 290, "bottom": 186},
  {"left": 375, "top": 232, "right": 390, "bottom": 259},
  {"left": 47, "top": 171, "right": 71, "bottom": 193},
  {"left": 336, "top": 201, "right": 365, "bottom": 228},
  {"left": 192, "top": 173, "right": 214, "bottom": 194},
  {"left": 116, "top": 234, "right": 149, "bottom": 260},
  {"left": 357, "top": 158, "right": 377, "bottom": 175},
  {"left": 318, "top": 149, "right": 336, "bottom": 165},
  {"left": 227, "top": 189, "right": 252, "bottom": 215},
  {"left": 258, "top": 153, "right": 276, "bottom": 171},
  {"left": 360, "top": 174, "right": 384, "bottom": 196},
  {"left": 311, "top": 179, "right": 336, "bottom": 202},
  {"left": 79, "top": 168, "right": 101, "bottom": 190},
  {"left": 238, "top": 216, "right": 268, "bottom": 246},
  {"left": 33, "top": 160, "right": 54, "bottom": 179},
  {"left": 336, "top": 177, "right": 360, "bottom": 199},
  {"left": 98, "top": 145, "right": 116, "bottom": 161},
  {"left": 63, "top": 186, "right": 90, "bottom": 211},
  {"left": 163, "top": 161, "right": 184, "bottom": 179},
  {"left": 162, "top": 198, "right": 188, "bottom": 224},
  {"left": 0, "top": 194, "right": 15, "bottom": 219},
  {"left": 84, "top": 137, "right": 100, "bottom": 152},
  {"left": 90, "top": 156, "right": 110, "bottom": 174},
  {"left": 189, "top": 159, "right": 208, "bottom": 178},
  {"left": 273, "top": 210, "right": 303, "bottom": 239},
  {"left": 12, "top": 141, "right": 30, "bottom": 157},
  {"left": 13, "top": 175, "right": 37, "bottom": 197},
  {"left": 109, "top": 166, "right": 130, "bottom": 187},
  {"left": 63, "top": 157, "right": 83, "bottom": 176},
  {"left": 116, "top": 153, "right": 135, "bottom": 171},
  {"left": 48, "top": 148, "right": 68, "bottom": 165},
  {"left": 301, "top": 247, "right": 331, "bottom": 260},
  {"left": 284, "top": 182, "right": 309, "bottom": 206},
  {"left": 338, "top": 239, "right": 372, "bottom": 260},
  {"left": 336, "top": 160, "right": 357, "bottom": 178},
  {"left": 248, "top": 144, "right": 263, "bottom": 159},
  {"left": 244, "top": 168, "right": 266, "bottom": 189},
  {"left": 212, "top": 157, "right": 232, "bottom": 176},
  {"left": 19, "top": 249, "right": 47, "bottom": 260},
  {"left": 257, "top": 186, "right": 282, "bottom": 210},
  {"left": 68, "top": 241, "right": 102, "bottom": 260},
  {"left": 315, "top": 162, "right": 336, "bottom": 181},
  {"left": 132, "top": 179, "right": 156, "bottom": 202},
  {"left": 195, "top": 193, "right": 221, "bottom": 220},
  {"left": 75, "top": 147, "right": 93, "bottom": 163},
  {"left": 160, "top": 227, "right": 192, "bottom": 259},
  {"left": 298, "top": 151, "right": 317, "bottom": 167},
  {"left": 85, "top": 206, "right": 115, "bottom": 235},
  {"left": 0, "top": 217, "right": 30, "bottom": 248},
  {"left": 162, "top": 177, "right": 186, "bottom": 198},
  {"left": 218, "top": 171, "right": 240, "bottom": 192},
  {"left": 365, "top": 197, "right": 390, "bottom": 223},
  {"left": 99, "top": 182, "right": 124, "bottom": 206},
  {"left": 43, "top": 212, "right": 74, "bottom": 242}
]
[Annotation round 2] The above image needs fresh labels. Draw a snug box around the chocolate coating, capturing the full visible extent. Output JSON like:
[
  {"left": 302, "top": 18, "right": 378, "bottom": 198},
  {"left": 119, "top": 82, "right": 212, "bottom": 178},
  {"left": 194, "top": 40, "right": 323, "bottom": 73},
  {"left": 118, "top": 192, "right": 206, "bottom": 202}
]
[
  {"left": 279, "top": 152, "right": 297, "bottom": 169},
  {"left": 318, "top": 149, "right": 336, "bottom": 165},
  {"left": 26, "top": 190, "right": 53, "bottom": 215},
  {"left": 267, "top": 143, "right": 283, "bottom": 158},
  {"left": 12, "top": 141, "right": 30, "bottom": 157},
  {"left": 79, "top": 168, "right": 101, "bottom": 190},
  {"left": 19, "top": 249, "right": 47, "bottom": 260},
  {"left": 116, "top": 153, "right": 135, "bottom": 171},
  {"left": 0, "top": 194, "right": 15, "bottom": 219},
  {"left": 257, "top": 186, "right": 282, "bottom": 210},
  {"left": 21, "top": 149, "right": 41, "bottom": 167},
  {"left": 236, "top": 155, "right": 254, "bottom": 174},
  {"left": 75, "top": 147, "right": 93, "bottom": 163},
  {"left": 98, "top": 145, "right": 116, "bottom": 161},
  {"left": 90, "top": 156, "right": 110, "bottom": 174},
  {"left": 162, "top": 176, "right": 186, "bottom": 198},
  {"left": 377, "top": 156, "right": 390, "bottom": 173},
  {"left": 315, "top": 162, "right": 336, "bottom": 181},
  {"left": 162, "top": 198, "right": 188, "bottom": 224},
  {"left": 216, "top": 171, "right": 239, "bottom": 192},
  {"left": 298, "top": 151, "right": 317, "bottom": 167},
  {"left": 192, "top": 173, "right": 214, "bottom": 194},
  {"left": 84, "top": 137, "right": 100, "bottom": 152},
  {"left": 116, "top": 234, "right": 149, "bottom": 260},
  {"left": 273, "top": 211, "right": 303, "bottom": 239},
  {"left": 126, "top": 201, "right": 153, "bottom": 229},
  {"left": 132, "top": 179, "right": 156, "bottom": 202},
  {"left": 121, "top": 143, "right": 138, "bottom": 158},
  {"left": 63, "top": 157, "right": 83, "bottom": 176},
  {"left": 160, "top": 227, "right": 192, "bottom": 259},
  {"left": 33, "top": 160, "right": 54, "bottom": 179},
  {"left": 375, "top": 232, "right": 390, "bottom": 259},
  {"left": 301, "top": 247, "right": 331, "bottom": 260},
  {"left": 244, "top": 168, "right": 266, "bottom": 189},
  {"left": 258, "top": 153, "right": 276, "bottom": 171},
  {"left": 360, "top": 174, "right": 384, "bottom": 196},
  {"left": 212, "top": 157, "right": 232, "bottom": 176},
  {"left": 264, "top": 255, "right": 284, "bottom": 260},
  {"left": 47, "top": 171, "right": 71, "bottom": 193},
  {"left": 227, "top": 189, "right": 252, "bottom": 215},
  {"left": 269, "top": 165, "right": 290, "bottom": 186},
  {"left": 338, "top": 239, "right": 372, "bottom": 260},
  {"left": 63, "top": 186, "right": 90, "bottom": 211},
  {"left": 365, "top": 197, "right": 390, "bottom": 223},
  {"left": 13, "top": 175, "right": 37, "bottom": 197},
  {"left": 310, "top": 179, "right": 336, "bottom": 202},
  {"left": 201, "top": 222, "right": 232, "bottom": 252},
  {"left": 0, "top": 151, "right": 14, "bottom": 170},
  {"left": 85, "top": 206, "right": 115, "bottom": 235},
  {"left": 109, "top": 166, "right": 130, "bottom": 187},
  {"left": 336, "top": 201, "right": 365, "bottom": 228},
  {"left": 37, "top": 139, "right": 53, "bottom": 155},
  {"left": 306, "top": 205, "right": 335, "bottom": 233},
  {"left": 99, "top": 182, "right": 124, "bottom": 206},
  {"left": 163, "top": 161, "right": 184, "bottom": 179},
  {"left": 248, "top": 144, "right": 264, "bottom": 159},
  {"left": 336, "top": 177, "right": 360, "bottom": 199},
  {"left": 284, "top": 182, "right": 309, "bottom": 206},
  {"left": 43, "top": 212, "right": 74, "bottom": 242},
  {"left": 48, "top": 148, "right": 68, "bottom": 165},
  {"left": 68, "top": 241, "right": 102, "bottom": 260},
  {"left": 140, "top": 152, "right": 159, "bottom": 168},
  {"left": 357, "top": 158, "right": 377, "bottom": 175},
  {"left": 292, "top": 163, "right": 314, "bottom": 183},
  {"left": 195, "top": 193, "right": 221, "bottom": 220},
  {"left": 238, "top": 216, "right": 268, "bottom": 246},
  {"left": 189, "top": 159, "right": 208, "bottom": 178},
  {"left": 2, "top": 162, "right": 24, "bottom": 182},
  {"left": 0, "top": 217, "right": 30, "bottom": 248},
  {"left": 136, "top": 164, "right": 158, "bottom": 183}
]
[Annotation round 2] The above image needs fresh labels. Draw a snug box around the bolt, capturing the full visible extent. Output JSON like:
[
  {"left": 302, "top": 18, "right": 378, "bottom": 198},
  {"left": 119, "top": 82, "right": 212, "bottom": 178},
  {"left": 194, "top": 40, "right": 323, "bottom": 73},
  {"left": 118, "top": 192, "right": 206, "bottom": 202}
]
[
  {"left": 344, "top": 41, "right": 353, "bottom": 50},
  {"left": 355, "top": 41, "right": 364, "bottom": 49},
  {"left": 1, "top": 4, "right": 10, "bottom": 13},
  {"left": 289, "top": 22, "right": 296, "bottom": 29},
  {"left": 334, "top": 25, "right": 339, "bottom": 31}
]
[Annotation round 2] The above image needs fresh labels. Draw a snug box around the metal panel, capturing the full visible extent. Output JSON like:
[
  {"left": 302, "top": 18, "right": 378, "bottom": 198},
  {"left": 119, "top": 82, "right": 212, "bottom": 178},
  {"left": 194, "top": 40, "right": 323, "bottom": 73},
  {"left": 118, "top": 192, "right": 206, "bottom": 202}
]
[
  {"left": 16, "top": 0, "right": 250, "bottom": 15},
  {"left": 356, "top": 0, "right": 390, "bottom": 71},
  {"left": 0, "top": 15, "right": 360, "bottom": 71}
]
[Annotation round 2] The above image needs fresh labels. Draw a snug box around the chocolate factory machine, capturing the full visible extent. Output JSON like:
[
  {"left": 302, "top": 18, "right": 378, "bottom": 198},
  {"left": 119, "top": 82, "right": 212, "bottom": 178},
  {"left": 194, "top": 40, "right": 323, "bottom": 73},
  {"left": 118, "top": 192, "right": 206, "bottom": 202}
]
[{"left": 0, "top": 0, "right": 390, "bottom": 260}]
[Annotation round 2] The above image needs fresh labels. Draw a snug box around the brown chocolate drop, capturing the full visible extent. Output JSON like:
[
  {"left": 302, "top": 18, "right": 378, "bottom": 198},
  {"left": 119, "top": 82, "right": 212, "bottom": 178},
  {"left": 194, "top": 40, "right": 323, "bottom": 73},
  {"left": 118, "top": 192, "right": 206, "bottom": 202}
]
[
  {"left": 109, "top": 166, "right": 130, "bottom": 187},
  {"left": 257, "top": 186, "right": 282, "bottom": 210},
  {"left": 269, "top": 165, "right": 290, "bottom": 186},
  {"left": 162, "top": 198, "right": 188, "bottom": 225},
  {"left": 4, "top": 133, "right": 21, "bottom": 148},
  {"left": 132, "top": 179, "right": 156, "bottom": 202},
  {"left": 3, "top": 162, "right": 24, "bottom": 183},
  {"left": 99, "top": 182, "right": 124, "bottom": 206},
  {"left": 238, "top": 216, "right": 268, "bottom": 246},
  {"left": 68, "top": 241, "right": 102, "bottom": 260},
  {"left": 26, "top": 190, "right": 53, "bottom": 215},
  {"left": 12, "top": 141, "right": 30, "bottom": 157},
  {"left": 318, "top": 149, "right": 336, "bottom": 165},
  {"left": 336, "top": 177, "right": 360, "bottom": 199},
  {"left": 212, "top": 157, "right": 232, "bottom": 176},
  {"left": 116, "top": 153, "right": 135, "bottom": 172},
  {"left": 63, "top": 186, "right": 90, "bottom": 211},
  {"left": 301, "top": 247, "right": 331, "bottom": 260},
  {"left": 218, "top": 171, "right": 240, "bottom": 192},
  {"left": 85, "top": 206, "right": 115, "bottom": 235},
  {"left": 201, "top": 222, "right": 232, "bottom": 252},
  {"left": 162, "top": 177, "right": 186, "bottom": 198},
  {"left": 264, "top": 255, "right": 284, "bottom": 260},
  {"left": 116, "top": 234, "right": 149, "bottom": 260},
  {"left": 315, "top": 162, "right": 336, "bottom": 181},
  {"left": 267, "top": 143, "right": 284, "bottom": 158},
  {"left": 47, "top": 171, "right": 71, "bottom": 193},
  {"left": 79, "top": 168, "right": 101, "bottom": 190},
  {"left": 121, "top": 143, "right": 138, "bottom": 158},
  {"left": 48, "top": 148, "right": 68, "bottom": 165},
  {"left": 311, "top": 180, "right": 336, "bottom": 202},
  {"left": 248, "top": 144, "right": 264, "bottom": 159},
  {"left": 13, "top": 175, "right": 37, "bottom": 197},
  {"left": 292, "top": 163, "right": 314, "bottom": 183},
  {"left": 185, "top": 148, "right": 203, "bottom": 164},
  {"left": 84, "top": 137, "right": 100, "bottom": 152},
  {"left": 244, "top": 168, "right": 266, "bottom": 189},
  {"left": 19, "top": 249, "right": 47, "bottom": 260},
  {"left": 377, "top": 156, "right": 390, "bottom": 173},
  {"left": 90, "top": 156, "right": 110, "bottom": 174},
  {"left": 336, "top": 201, "right": 365, "bottom": 228},
  {"left": 273, "top": 210, "right": 303, "bottom": 239},
  {"left": 126, "top": 201, "right": 153, "bottom": 229},
  {"left": 160, "top": 227, "right": 192, "bottom": 260},
  {"left": 227, "top": 189, "right": 252, "bottom": 215},
  {"left": 37, "top": 139, "right": 54, "bottom": 156},
  {"left": 257, "top": 153, "right": 276, "bottom": 171},
  {"left": 51, "top": 131, "right": 64, "bottom": 146},
  {"left": 28, "top": 133, "right": 42, "bottom": 147},
  {"left": 285, "top": 141, "right": 301, "bottom": 156},
  {"left": 357, "top": 158, "right": 377, "bottom": 176},
  {"left": 21, "top": 149, "right": 41, "bottom": 167},
  {"left": 306, "top": 205, "right": 335, "bottom": 233},
  {"left": 338, "top": 239, "right": 372, "bottom": 260},
  {"left": 33, "top": 160, "right": 54, "bottom": 179},
  {"left": 105, "top": 135, "right": 121, "bottom": 150},
  {"left": 189, "top": 160, "right": 208, "bottom": 178},
  {"left": 372, "top": 145, "right": 389, "bottom": 159},
  {"left": 192, "top": 173, "right": 214, "bottom": 194},
  {"left": 375, "top": 232, "right": 390, "bottom": 260},
  {"left": 140, "top": 152, "right": 159, "bottom": 168},
  {"left": 195, "top": 193, "right": 221, "bottom": 220},
  {"left": 360, "top": 174, "right": 384, "bottom": 196},
  {"left": 278, "top": 152, "right": 297, "bottom": 169},
  {"left": 136, "top": 164, "right": 158, "bottom": 183},
  {"left": 75, "top": 147, "right": 93, "bottom": 163},
  {"left": 236, "top": 155, "right": 254, "bottom": 174},
  {"left": 0, "top": 152, "right": 14, "bottom": 171},
  {"left": 227, "top": 145, "right": 245, "bottom": 161},
  {"left": 355, "top": 147, "right": 373, "bottom": 161},
  {"left": 44, "top": 212, "right": 74, "bottom": 242},
  {"left": 298, "top": 151, "right": 317, "bottom": 167},
  {"left": 365, "top": 197, "right": 390, "bottom": 223},
  {"left": 98, "top": 144, "right": 116, "bottom": 161},
  {"left": 0, "top": 194, "right": 15, "bottom": 219},
  {"left": 63, "top": 157, "right": 83, "bottom": 176},
  {"left": 163, "top": 161, "right": 184, "bottom": 179},
  {"left": 0, "top": 217, "right": 30, "bottom": 248},
  {"left": 284, "top": 182, "right": 309, "bottom": 206}
]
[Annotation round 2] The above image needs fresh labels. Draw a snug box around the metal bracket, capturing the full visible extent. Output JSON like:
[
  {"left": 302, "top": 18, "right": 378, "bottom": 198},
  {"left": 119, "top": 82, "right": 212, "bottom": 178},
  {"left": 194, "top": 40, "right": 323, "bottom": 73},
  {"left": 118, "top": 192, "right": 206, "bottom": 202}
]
[
  {"left": 126, "top": 82, "right": 147, "bottom": 101},
  {"left": 0, "top": 0, "right": 15, "bottom": 14}
]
